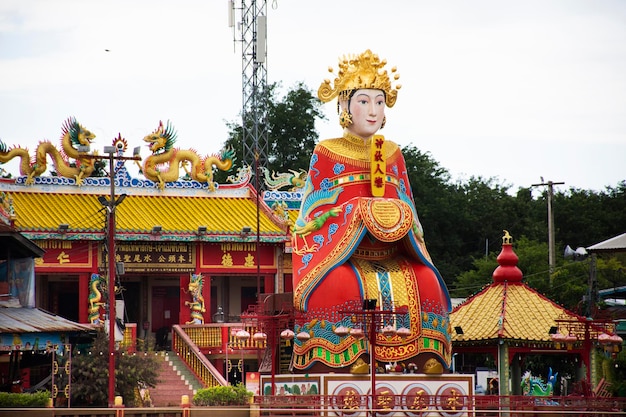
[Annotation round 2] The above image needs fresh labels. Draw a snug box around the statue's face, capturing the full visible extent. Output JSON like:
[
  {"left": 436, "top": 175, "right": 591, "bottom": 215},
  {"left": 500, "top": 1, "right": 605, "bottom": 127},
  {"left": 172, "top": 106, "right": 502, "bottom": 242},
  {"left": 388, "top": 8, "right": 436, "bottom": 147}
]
[{"left": 343, "top": 88, "right": 386, "bottom": 138}]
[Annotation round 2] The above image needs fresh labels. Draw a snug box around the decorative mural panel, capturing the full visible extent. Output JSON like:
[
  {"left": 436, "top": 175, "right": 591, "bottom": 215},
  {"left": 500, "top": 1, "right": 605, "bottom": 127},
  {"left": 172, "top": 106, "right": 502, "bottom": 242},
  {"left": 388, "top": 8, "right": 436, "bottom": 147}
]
[{"left": 0, "top": 332, "right": 69, "bottom": 352}]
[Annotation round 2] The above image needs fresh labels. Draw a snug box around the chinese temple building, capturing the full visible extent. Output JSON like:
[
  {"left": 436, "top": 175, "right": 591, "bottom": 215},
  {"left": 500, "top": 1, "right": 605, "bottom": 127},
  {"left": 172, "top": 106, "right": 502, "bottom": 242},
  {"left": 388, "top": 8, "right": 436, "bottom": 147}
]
[
  {"left": 0, "top": 121, "right": 298, "bottom": 390},
  {"left": 0, "top": 163, "right": 292, "bottom": 333},
  {"left": 450, "top": 231, "right": 622, "bottom": 396}
]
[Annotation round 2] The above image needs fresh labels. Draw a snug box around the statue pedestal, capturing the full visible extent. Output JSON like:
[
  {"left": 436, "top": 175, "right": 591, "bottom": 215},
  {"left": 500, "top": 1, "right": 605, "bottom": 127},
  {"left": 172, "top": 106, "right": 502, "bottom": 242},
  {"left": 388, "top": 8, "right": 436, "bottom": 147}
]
[{"left": 260, "top": 373, "right": 475, "bottom": 416}]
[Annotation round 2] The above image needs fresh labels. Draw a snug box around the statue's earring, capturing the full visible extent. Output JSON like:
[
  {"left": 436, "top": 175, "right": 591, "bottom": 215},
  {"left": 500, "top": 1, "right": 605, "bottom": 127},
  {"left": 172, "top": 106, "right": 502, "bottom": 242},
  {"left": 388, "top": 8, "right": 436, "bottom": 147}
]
[
  {"left": 380, "top": 116, "right": 386, "bottom": 129},
  {"left": 339, "top": 110, "right": 353, "bottom": 128}
]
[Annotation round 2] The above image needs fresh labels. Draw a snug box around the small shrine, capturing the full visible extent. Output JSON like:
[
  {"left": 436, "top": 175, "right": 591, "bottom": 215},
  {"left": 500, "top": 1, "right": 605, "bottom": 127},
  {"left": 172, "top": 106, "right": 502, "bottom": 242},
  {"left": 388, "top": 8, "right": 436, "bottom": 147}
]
[{"left": 450, "top": 230, "right": 622, "bottom": 396}]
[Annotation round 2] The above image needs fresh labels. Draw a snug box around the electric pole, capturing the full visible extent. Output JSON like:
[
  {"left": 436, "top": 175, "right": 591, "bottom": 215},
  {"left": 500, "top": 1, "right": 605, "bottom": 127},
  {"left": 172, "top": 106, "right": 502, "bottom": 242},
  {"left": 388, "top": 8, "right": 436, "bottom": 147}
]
[{"left": 531, "top": 178, "right": 564, "bottom": 285}]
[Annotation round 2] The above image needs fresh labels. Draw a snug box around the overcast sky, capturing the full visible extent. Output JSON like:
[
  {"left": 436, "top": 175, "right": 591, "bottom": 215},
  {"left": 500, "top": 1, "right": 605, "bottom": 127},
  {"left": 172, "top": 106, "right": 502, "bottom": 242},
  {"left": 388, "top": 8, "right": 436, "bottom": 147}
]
[{"left": 1, "top": 0, "right": 624, "bottom": 193}]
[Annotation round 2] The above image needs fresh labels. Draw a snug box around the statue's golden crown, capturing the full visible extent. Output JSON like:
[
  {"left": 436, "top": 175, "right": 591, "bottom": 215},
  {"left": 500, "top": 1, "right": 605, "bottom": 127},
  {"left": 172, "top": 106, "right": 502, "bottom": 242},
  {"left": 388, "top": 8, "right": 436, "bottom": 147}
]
[{"left": 318, "top": 49, "right": 401, "bottom": 107}]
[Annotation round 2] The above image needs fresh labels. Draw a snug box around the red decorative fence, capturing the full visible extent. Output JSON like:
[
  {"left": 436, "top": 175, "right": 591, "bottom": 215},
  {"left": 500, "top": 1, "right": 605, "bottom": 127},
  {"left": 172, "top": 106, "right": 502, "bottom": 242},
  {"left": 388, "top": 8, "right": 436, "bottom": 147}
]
[
  {"left": 254, "top": 394, "right": 626, "bottom": 416},
  {"left": 1, "top": 395, "right": 625, "bottom": 417}
]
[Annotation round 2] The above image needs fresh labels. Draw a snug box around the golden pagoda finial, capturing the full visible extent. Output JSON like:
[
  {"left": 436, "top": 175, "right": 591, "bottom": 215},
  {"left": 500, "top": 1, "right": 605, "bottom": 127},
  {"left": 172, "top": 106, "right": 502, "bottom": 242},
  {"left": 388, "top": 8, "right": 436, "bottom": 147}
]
[
  {"left": 318, "top": 49, "right": 401, "bottom": 107},
  {"left": 502, "top": 230, "right": 513, "bottom": 244}
]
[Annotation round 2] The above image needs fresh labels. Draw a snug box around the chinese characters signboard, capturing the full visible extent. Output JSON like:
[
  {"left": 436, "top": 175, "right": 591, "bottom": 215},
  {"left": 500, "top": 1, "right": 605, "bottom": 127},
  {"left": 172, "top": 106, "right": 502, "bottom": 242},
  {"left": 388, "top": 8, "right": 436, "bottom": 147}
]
[
  {"left": 34, "top": 240, "right": 94, "bottom": 272},
  {"left": 113, "top": 242, "right": 195, "bottom": 273}
]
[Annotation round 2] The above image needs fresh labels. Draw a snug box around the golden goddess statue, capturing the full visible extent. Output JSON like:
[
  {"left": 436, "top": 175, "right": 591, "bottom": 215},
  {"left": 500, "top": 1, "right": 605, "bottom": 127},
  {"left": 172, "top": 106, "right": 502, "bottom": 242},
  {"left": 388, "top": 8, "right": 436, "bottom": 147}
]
[{"left": 291, "top": 50, "right": 452, "bottom": 374}]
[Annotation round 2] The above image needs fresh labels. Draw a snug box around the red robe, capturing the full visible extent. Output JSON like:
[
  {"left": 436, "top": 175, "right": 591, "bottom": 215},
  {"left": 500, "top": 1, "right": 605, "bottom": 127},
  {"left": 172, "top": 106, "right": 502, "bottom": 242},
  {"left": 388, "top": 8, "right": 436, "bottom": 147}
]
[{"left": 292, "top": 133, "right": 452, "bottom": 371}]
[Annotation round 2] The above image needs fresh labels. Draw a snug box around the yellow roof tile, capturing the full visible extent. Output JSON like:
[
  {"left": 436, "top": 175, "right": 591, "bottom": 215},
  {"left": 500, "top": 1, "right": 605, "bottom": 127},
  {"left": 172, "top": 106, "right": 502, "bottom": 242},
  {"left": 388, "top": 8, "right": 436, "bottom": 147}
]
[
  {"left": 9, "top": 191, "right": 286, "bottom": 238},
  {"left": 450, "top": 282, "right": 579, "bottom": 343}
]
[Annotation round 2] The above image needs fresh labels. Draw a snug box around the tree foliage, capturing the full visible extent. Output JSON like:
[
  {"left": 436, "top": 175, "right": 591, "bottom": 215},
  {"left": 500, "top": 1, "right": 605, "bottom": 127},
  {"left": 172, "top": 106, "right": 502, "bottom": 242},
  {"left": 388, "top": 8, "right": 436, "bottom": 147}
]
[
  {"left": 71, "top": 330, "right": 159, "bottom": 407},
  {"left": 215, "top": 81, "right": 324, "bottom": 183},
  {"left": 399, "top": 144, "right": 626, "bottom": 311}
]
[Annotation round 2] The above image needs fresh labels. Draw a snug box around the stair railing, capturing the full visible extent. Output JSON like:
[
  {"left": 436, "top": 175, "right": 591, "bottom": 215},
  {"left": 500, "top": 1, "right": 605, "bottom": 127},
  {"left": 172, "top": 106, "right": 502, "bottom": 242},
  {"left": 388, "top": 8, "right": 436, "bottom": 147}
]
[{"left": 171, "top": 324, "right": 227, "bottom": 388}]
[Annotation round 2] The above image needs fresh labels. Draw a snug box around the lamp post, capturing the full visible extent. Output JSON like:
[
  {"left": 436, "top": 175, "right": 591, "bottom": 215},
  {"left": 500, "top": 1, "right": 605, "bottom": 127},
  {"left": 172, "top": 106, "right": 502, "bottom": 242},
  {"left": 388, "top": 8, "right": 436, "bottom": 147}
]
[
  {"left": 340, "top": 300, "right": 408, "bottom": 417},
  {"left": 84, "top": 143, "right": 140, "bottom": 407},
  {"left": 104, "top": 147, "right": 117, "bottom": 407},
  {"left": 241, "top": 302, "right": 291, "bottom": 395},
  {"left": 551, "top": 315, "right": 620, "bottom": 386}
]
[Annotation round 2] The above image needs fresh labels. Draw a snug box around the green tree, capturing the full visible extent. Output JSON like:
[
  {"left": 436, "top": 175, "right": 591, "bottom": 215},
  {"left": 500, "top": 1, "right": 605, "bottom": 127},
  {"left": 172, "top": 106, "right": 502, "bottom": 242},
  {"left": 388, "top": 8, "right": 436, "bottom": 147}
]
[
  {"left": 451, "top": 237, "right": 549, "bottom": 299},
  {"left": 71, "top": 330, "right": 159, "bottom": 407},
  {"left": 400, "top": 145, "right": 463, "bottom": 282},
  {"left": 216, "top": 81, "right": 325, "bottom": 183},
  {"left": 267, "top": 82, "right": 325, "bottom": 171},
  {"left": 401, "top": 145, "right": 526, "bottom": 284},
  {"left": 559, "top": 183, "right": 626, "bottom": 244},
  {"left": 451, "top": 235, "right": 626, "bottom": 314}
]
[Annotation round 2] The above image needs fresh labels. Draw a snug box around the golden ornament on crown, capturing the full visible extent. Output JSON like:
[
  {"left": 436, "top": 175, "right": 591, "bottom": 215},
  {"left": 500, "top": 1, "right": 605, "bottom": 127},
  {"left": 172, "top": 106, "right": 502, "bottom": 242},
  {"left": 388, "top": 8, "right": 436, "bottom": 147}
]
[{"left": 318, "top": 49, "right": 402, "bottom": 107}]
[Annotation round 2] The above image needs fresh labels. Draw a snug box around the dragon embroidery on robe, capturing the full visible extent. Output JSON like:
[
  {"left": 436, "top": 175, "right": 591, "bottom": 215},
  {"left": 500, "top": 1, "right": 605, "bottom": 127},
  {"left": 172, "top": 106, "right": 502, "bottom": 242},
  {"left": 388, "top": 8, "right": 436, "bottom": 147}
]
[
  {"left": 0, "top": 117, "right": 97, "bottom": 185},
  {"left": 139, "top": 120, "right": 235, "bottom": 191},
  {"left": 184, "top": 273, "right": 206, "bottom": 324},
  {"left": 88, "top": 273, "right": 107, "bottom": 324},
  {"left": 260, "top": 166, "right": 307, "bottom": 191}
]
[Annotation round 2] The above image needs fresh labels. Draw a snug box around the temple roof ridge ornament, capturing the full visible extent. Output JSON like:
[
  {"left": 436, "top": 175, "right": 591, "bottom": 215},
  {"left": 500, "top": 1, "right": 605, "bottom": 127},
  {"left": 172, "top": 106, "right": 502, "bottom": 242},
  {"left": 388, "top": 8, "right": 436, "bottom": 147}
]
[
  {"left": 260, "top": 166, "right": 307, "bottom": 191},
  {"left": 1, "top": 118, "right": 248, "bottom": 192},
  {"left": 492, "top": 229, "right": 523, "bottom": 283}
]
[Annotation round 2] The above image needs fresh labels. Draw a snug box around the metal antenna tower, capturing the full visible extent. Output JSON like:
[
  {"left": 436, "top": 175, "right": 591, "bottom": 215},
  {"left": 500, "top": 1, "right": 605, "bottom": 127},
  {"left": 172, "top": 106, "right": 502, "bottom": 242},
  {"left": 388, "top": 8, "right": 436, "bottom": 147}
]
[{"left": 230, "top": 0, "right": 269, "bottom": 186}]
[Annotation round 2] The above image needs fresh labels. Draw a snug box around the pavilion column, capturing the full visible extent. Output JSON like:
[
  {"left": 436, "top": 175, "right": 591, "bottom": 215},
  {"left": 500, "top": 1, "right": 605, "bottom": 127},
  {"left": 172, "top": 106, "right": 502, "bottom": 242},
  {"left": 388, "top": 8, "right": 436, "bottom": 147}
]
[
  {"left": 577, "top": 354, "right": 587, "bottom": 386},
  {"left": 498, "top": 340, "right": 510, "bottom": 395},
  {"left": 510, "top": 353, "right": 522, "bottom": 395}
]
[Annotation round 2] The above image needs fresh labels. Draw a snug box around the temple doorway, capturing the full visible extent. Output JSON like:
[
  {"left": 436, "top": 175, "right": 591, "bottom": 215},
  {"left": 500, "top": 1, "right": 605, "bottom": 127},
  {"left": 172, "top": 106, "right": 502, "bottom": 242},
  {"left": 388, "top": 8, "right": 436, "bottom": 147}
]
[{"left": 151, "top": 285, "right": 180, "bottom": 350}]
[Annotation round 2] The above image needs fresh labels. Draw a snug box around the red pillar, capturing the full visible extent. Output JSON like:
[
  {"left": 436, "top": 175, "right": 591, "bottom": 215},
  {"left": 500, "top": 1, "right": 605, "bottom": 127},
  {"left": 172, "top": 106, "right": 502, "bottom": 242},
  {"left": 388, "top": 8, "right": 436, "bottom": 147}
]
[
  {"left": 78, "top": 273, "right": 89, "bottom": 323},
  {"left": 179, "top": 274, "right": 190, "bottom": 325},
  {"left": 264, "top": 275, "right": 274, "bottom": 294},
  {"left": 204, "top": 274, "right": 211, "bottom": 323}
]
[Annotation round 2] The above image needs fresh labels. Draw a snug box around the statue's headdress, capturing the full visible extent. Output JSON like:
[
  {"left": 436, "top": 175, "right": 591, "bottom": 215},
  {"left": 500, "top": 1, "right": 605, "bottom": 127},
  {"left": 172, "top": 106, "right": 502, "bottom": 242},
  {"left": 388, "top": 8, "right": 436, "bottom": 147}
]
[{"left": 318, "top": 49, "right": 401, "bottom": 108}]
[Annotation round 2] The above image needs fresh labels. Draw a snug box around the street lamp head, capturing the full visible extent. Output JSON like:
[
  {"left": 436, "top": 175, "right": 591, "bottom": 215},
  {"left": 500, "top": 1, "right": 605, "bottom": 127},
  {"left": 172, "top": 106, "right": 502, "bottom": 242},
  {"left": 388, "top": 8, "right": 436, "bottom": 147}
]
[
  {"left": 115, "top": 193, "right": 127, "bottom": 206},
  {"left": 103, "top": 145, "right": 116, "bottom": 154},
  {"left": 98, "top": 196, "right": 109, "bottom": 207}
]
